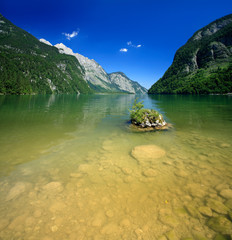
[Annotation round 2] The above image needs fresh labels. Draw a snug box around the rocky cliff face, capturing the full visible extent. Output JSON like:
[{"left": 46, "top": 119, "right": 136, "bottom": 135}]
[
  {"left": 54, "top": 43, "right": 112, "bottom": 91},
  {"left": 53, "top": 43, "right": 147, "bottom": 94},
  {"left": 109, "top": 72, "right": 147, "bottom": 94},
  {"left": 149, "top": 14, "right": 232, "bottom": 94}
]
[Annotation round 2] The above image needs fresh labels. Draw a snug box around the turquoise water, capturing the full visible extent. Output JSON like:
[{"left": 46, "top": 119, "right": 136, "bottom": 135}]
[{"left": 0, "top": 94, "right": 232, "bottom": 239}]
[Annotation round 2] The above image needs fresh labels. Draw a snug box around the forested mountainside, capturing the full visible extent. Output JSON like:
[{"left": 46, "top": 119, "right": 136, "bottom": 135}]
[
  {"left": 0, "top": 13, "right": 92, "bottom": 94},
  {"left": 149, "top": 14, "right": 232, "bottom": 94}
]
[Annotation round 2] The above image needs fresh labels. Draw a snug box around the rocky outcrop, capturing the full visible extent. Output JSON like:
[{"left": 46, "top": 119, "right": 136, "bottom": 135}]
[
  {"left": 131, "top": 109, "right": 167, "bottom": 128},
  {"left": 192, "top": 17, "right": 232, "bottom": 41},
  {"left": 54, "top": 43, "right": 112, "bottom": 91},
  {"left": 129, "top": 99, "right": 167, "bottom": 130}
]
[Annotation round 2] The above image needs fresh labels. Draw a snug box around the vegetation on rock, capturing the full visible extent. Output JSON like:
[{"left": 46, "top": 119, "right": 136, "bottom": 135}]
[{"left": 129, "top": 98, "right": 166, "bottom": 128}]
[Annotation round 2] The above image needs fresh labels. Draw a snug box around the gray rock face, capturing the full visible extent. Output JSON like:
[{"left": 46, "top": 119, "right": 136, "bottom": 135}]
[
  {"left": 109, "top": 72, "right": 147, "bottom": 94},
  {"left": 51, "top": 43, "right": 147, "bottom": 94},
  {"left": 181, "top": 14, "right": 232, "bottom": 73},
  {"left": 192, "top": 18, "right": 232, "bottom": 41}
]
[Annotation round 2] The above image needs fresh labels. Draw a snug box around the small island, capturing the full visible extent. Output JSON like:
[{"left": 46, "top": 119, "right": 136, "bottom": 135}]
[{"left": 129, "top": 99, "right": 168, "bottom": 131}]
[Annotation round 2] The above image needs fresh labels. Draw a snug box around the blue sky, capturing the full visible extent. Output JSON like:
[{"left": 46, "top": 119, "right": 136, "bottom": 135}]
[{"left": 1, "top": 0, "right": 232, "bottom": 89}]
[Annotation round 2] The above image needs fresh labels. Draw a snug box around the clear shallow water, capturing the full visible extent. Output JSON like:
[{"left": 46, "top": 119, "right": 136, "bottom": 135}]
[{"left": 0, "top": 94, "right": 232, "bottom": 240}]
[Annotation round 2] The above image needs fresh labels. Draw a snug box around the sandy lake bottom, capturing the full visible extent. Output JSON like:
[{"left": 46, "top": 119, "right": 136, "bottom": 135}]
[{"left": 0, "top": 94, "right": 232, "bottom": 240}]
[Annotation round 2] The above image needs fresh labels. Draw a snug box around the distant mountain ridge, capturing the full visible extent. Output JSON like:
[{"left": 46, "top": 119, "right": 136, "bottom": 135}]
[
  {"left": 148, "top": 14, "right": 232, "bottom": 94},
  {"left": 52, "top": 42, "right": 147, "bottom": 94},
  {"left": 0, "top": 13, "right": 146, "bottom": 94}
]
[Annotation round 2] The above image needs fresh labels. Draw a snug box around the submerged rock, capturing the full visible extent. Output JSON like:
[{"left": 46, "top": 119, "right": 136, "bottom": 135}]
[
  {"left": 157, "top": 236, "right": 167, "bottom": 240},
  {"left": 174, "top": 170, "right": 188, "bottom": 178},
  {"left": 142, "top": 168, "right": 157, "bottom": 177},
  {"left": 165, "top": 230, "right": 178, "bottom": 240},
  {"left": 214, "top": 234, "right": 229, "bottom": 240},
  {"left": 119, "top": 219, "right": 131, "bottom": 228},
  {"left": 229, "top": 211, "right": 232, "bottom": 221},
  {"left": 159, "top": 214, "right": 179, "bottom": 227},
  {"left": 185, "top": 204, "right": 201, "bottom": 219},
  {"left": 225, "top": 199, "right": 232, "bottom": 209},
  {"left": 100, "top": 223, "right": 119, "bottom": 235},
  {"left": 105, "top": 210, "right": 114, "bottom": 218},
  {"left": 220, "top": 189, "right": 232, "bottom": 199},
  {"left": 206, "top": 199, "right": 229, "bottom": 214},
  {"left": 42, "top": 182, "right": 63, "bottom": 193},
  {"left": 131, "top": 145, "right": 166, "bottom": 162},
  {"left": 92, "top": 212, "right": 105, "bottom": 227},
  {"left": 0, "top": 219, "right": 9, "bottom": 231},
  {"left": 207, "top": 216, "right": 232, "bottom": 234},
  {"left": 198, "top": 206, "right": 213, "bottom": 217},
  {"left": 6, "top": 182, "right": 27, "bottom": 201}
]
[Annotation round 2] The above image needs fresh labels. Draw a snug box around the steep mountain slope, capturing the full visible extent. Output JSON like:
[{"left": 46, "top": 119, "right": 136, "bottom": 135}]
[
  {"left": 0, "top": 13, "right": 92, "bottom": 94},
  {"left": 149, "top": 14, "right": 232, "bottom": 94},
  {"left": 109, "top": 72, "right": 147, "bottom": 94},
  {"left": 53, "top": 43, "right": 147, "bottom": 94},
  {"left": 54, "top": 43, "right": 112, "bottom": 92}
]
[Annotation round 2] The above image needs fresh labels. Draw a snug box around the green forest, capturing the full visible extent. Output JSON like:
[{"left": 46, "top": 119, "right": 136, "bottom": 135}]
[{"left": 0, "top": 13, "right": 92, "bottom": 95}]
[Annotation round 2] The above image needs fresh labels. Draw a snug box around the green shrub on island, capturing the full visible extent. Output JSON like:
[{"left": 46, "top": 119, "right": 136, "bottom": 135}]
[{"left": 129, "top": 99, "right": 166, "bottom": 128}]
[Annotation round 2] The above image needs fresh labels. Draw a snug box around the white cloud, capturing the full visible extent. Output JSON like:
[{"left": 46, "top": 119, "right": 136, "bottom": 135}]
[
  {"left": 120, "top": 48, "right": 128, "bottom": 52},
  {"left": 127, "top": 41, "right": 142, "bottom": 48},
  {"left": 63, "top": 29, "right": 79, "bottom": 40}
]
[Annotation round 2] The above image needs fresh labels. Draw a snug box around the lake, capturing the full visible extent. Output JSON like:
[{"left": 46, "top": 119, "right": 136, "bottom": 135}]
[{"left": 0, "top": 94, "right": 232, "bottom": 239}]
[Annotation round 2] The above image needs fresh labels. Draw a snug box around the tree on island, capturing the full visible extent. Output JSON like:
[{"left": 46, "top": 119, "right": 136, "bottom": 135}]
[{"left": 129, "top": 98, "right": 167, "bottom": 129}]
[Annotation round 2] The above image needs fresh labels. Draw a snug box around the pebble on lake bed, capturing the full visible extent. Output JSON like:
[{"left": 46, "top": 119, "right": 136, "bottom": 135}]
[
  {"left": 120, "top": 219, "right": 131, "bottom": 228},
  {"left": 105, "top": 210, "right": 114, "bottom": 218}
]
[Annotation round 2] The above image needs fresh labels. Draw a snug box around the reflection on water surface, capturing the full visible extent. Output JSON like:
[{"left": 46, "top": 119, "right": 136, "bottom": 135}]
[{"left": 0, "top": 94, "right": 232, "bottom": 239}]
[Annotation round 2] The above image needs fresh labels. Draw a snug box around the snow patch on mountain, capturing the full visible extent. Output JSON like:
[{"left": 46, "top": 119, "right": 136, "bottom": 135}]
[{"left": 39, "top": 38, "right": 53, "bottom": 46}]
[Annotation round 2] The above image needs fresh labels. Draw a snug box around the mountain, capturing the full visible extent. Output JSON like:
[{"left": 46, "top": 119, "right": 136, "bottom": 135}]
[
  {"left": 0, "top": 13, "right": 146, "bottom": 95},
  {"left": 148, "top": 14, "right": 232, "bottom": 94},
  {"left": 109, "top": 72, "right": 147, "bottom": 94},
  {"left": 53, "top": 43, "right": 147, "bottom": 94},
  {"left": 0, "top": 13, "right": 92, "bottom": 94}
]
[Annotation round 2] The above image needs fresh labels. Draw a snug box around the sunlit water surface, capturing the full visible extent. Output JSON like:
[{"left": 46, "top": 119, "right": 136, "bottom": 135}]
[{"left": 0, "top": 94, "right": 232, "bottom": 240}]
